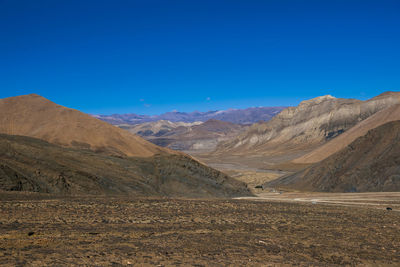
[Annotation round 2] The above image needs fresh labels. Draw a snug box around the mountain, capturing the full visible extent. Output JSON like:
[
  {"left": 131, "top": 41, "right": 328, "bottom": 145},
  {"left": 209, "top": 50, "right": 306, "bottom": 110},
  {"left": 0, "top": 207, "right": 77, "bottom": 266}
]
[
  {"left": 0, "top": 94, "right": 252, "bottom": 197},
  {"left": 94, "top": 106, "right": 286, "bottom": 125},
  {"left": 293, "top": 102, "right": 400, "bottom": 164},
  {"left": 122, "top": 119, "right": 248, "bottom": 153},
  {"left": 214, "top": 92, "right": 400, "bottom": 163},
  {"left": 266, "top": 121, "right": 400, "bottom": 192},
  {"left": 121, "top": 120, "right": 202, "bottom": 137},
  {"left": 0, "top": 94, "right": 168, "bottom": 157},
  {"left": 0, "top": 134, "right": 251, "bottom": 197}
]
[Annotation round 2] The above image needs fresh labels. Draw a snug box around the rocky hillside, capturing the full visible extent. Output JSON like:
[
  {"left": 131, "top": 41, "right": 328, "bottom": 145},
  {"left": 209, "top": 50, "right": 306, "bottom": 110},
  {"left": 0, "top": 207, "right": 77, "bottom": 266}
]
[
  {"left": 123, "top": 119, "right": 248, "bottom": 153},
  {"left": 121, "top": 120, "right": 202, "bottom": 138},
  {"left": 94, "top": 106, "right": 286, "bottom": 125},
  {"left": 0, "top": 94, "right": 168, "bottom": 157},
  {"left": 215, "top": 92, "right": 400, "bottom": 159},
  {"left": 0, "top": 134, "right": 252, "bottom": 197},
  {"left": 294, "top": 102, "right": 400, "bottom": 164},
  {"left": 266, "top": 121, "right": 400, "bottom": 192}
]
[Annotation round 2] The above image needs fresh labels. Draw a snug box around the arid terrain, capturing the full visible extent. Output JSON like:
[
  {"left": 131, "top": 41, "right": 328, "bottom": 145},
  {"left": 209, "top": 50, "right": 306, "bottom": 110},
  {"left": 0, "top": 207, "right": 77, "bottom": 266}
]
[
  {"left": 267, "top": 121, "right": 400, "bottom": 192},
  {"left": 1, "top": 191, "right": 399, "bottom": 266},
  {"left": 2, "top": 1, "right": 400, "bottom": 265},
  {"left": 2, "top": 93, "right": 400, "bottom": 266},
  {"left": 121, "top": 119, "right": 249, "bottom": 153},
  {"left": 94, "top": 106, "right": 286, "bottom": 125},
  {"left": 214, "top": 92, "right": 400, "bottom": 164}
]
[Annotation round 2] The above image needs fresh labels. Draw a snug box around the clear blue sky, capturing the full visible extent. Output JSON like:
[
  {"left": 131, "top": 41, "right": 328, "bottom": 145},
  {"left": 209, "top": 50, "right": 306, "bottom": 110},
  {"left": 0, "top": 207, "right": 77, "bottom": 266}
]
[{"left": 1, "top": 0, "right": 399, "bottom": 115}]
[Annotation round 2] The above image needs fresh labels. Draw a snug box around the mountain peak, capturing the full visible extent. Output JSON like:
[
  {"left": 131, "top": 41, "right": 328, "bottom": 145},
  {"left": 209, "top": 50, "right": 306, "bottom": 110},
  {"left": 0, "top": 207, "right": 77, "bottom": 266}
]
[
  {"left": 0, "top": 94, "right": 169, "bottom": 157},
  {"left": 299, "top": 95, "right": 336, "bottom": 105}
]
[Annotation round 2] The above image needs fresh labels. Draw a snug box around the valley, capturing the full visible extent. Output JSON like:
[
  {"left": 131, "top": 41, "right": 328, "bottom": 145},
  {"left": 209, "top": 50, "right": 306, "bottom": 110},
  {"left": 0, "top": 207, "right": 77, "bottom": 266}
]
[
  {"left": 3, "top": 1, "right": 400, "bottom": 265},
  {"left": 2, "top": 92, "right": 400, "bottom": 266}
]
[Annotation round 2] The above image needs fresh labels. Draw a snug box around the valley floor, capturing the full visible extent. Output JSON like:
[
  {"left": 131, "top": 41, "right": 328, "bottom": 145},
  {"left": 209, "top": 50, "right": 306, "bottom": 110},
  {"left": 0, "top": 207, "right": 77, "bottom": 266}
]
[{"left": 1, "top": 192, "right": 399, "bottom": 266}]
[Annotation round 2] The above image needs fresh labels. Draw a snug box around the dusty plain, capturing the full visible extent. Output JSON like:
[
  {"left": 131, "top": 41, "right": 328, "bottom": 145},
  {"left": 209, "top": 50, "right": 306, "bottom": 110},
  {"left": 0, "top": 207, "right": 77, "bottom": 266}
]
[{"left": 1, "top": 191, "right": 399, "bottom": 266}]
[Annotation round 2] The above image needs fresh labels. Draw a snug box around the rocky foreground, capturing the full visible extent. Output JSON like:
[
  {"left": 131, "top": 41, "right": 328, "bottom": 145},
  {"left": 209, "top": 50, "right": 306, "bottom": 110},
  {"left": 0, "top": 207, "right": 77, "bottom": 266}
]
[{"left": 0, "top": 193, "right": 399, "bottom": 266}]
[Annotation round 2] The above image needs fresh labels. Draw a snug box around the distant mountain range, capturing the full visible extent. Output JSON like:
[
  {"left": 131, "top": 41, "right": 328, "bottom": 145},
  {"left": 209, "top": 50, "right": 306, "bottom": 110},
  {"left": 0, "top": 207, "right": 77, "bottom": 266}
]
[
  {"left": 122, "top": 119, "right": 248, "bottom": 153},
  {"left": 93, "top": 106, "right": 287, "bottom": 125}
]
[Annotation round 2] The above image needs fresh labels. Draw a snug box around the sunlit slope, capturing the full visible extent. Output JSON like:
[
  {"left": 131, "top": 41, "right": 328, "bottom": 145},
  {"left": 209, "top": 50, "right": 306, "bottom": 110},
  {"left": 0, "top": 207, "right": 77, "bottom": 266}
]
[
  {"left": 267, "top": 121, "right": 400, "bottom": 192},
  {"left": 0, "top": 94, "right": 169, "bottom": 157}
]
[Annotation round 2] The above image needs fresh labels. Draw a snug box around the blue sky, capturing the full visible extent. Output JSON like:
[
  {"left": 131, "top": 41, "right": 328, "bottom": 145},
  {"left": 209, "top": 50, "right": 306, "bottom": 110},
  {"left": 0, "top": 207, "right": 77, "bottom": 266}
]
[{"left": 1, "top": 0, "right": 399, "bottom": 115}]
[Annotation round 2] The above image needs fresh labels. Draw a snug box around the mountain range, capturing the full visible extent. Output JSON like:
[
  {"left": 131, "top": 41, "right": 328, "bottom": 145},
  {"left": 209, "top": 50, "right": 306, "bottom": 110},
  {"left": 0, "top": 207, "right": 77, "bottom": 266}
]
[
  {"left": 2, "top": 91, "right": 400, "bottom": 194},
  {"left": 122, "top": 119, "right": 248, "bottom": 153},
  {"left": 213, "top": 92, "right": 400, "bottom": 165},
  {"left": 0, "top": 94, "right": 251, "bottom": 197},
  {"left": 93, "top": 106, "right": 286, "bottom": 125}
]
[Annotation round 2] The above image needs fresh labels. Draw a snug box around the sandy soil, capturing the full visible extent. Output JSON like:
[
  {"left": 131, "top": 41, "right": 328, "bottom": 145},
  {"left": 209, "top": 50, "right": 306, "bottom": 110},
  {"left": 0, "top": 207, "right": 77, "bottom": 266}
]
[
  {"left": 1, "top": 192, "right": 399, "bottom": 266},
  {"left": 203, "top": 161, "right": 291, "bottom": 192}
]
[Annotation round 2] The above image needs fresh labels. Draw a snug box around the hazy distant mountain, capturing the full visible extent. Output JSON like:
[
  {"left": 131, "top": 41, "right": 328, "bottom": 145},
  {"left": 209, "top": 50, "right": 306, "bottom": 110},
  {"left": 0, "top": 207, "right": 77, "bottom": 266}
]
[
  {"left": 93, "top": 106, "right": 287, "bottom": 125},
  {"left": 122, "top": 119, "right": 248, "bottom": 153},
  {"left": 122, "top": 120, "right": 202, "bottom": 137},
  {"left": 267, "top": 120, "right": 400, "bottom": 192}
]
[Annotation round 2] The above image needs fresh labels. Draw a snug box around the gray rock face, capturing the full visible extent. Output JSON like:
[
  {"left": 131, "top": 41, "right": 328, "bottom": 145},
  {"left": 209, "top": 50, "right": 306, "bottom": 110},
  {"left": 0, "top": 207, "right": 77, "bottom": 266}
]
[{"left": 215, "top": 92, "right": 400, "bottom": 156}]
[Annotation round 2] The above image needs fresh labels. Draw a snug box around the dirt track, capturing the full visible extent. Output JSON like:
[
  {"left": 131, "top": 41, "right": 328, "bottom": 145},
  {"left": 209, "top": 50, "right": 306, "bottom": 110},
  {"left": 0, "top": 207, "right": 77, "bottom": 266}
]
[
  {"left": 240, "top": 192, "right": 400, "bottom": 211},
  {"left": 1, "top": 192, "right": 399, "bottom": 266}
]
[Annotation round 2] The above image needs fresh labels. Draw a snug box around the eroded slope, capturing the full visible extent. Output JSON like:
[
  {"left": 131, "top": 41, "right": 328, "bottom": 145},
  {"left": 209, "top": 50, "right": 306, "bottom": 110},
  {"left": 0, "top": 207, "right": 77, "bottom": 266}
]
[
  {"left": 267, "top": 121, "right": 400, "bottom": 192},
  {"left": 215, "top": 92, "right": 400, "bottom": 160},
  {"left": 0, "top": 134, "right": 251, "bottom": 197}
]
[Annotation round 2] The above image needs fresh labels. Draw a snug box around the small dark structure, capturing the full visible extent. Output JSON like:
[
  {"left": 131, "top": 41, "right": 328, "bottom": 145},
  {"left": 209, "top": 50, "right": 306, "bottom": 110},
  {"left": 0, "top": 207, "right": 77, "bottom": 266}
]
[
  {"left": 28, "top": 231, "right": 35, "bottom": 236},
  {"left": 386, "top": 207, "right": 393, "bottom": 211},
  {"left": 255, "top": 185, "right": 263, "bottom": 189}
]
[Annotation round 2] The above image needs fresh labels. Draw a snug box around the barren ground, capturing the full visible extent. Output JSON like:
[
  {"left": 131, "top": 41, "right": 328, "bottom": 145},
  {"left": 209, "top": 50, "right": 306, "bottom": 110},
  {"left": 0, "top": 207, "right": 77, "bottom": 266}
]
[{"left": 1, "top": 191, "right": 399, "bottom": 266}]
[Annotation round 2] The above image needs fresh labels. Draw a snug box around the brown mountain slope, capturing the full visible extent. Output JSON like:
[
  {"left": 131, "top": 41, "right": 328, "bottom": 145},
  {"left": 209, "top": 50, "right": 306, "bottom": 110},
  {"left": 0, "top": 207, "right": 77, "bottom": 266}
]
[
  {"left": 0, "top": 134, "right": 252, "bottom": 197},
  {"left": 266, "top": 121, "right": 400, "bottom": 192},
  {"left": 124, "top": 119, "right": 248, "bottom": 153},
  {"left": 214, "top": 92, "right": 400, "bottom": 162},
  {"left": 121, "top": 120, "right": 202, "bottom": 137},
  {"left": 167, "top": 119, "right": 248, "bottom": 152},
  {"left": 293, "top": 103, "right": 400, "bottom": 164},
  {"left": 0, "top": 94, "right": 169, "bottom": 157}
]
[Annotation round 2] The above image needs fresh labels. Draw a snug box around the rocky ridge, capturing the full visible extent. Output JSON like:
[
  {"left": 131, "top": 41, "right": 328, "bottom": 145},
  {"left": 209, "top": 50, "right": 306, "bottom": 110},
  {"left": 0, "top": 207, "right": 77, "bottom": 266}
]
[
  {"left": 294, "top": 102, "right": 400, "bottom": 164},
  {"left": 214, "top": 92, "right": 400, "bottom": 160},
  {"left": 0, "top": 134, "right": 251, "bottom": 197},
  {"left": 266, "top": 120, "right": 400, "bottom": 192}
]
